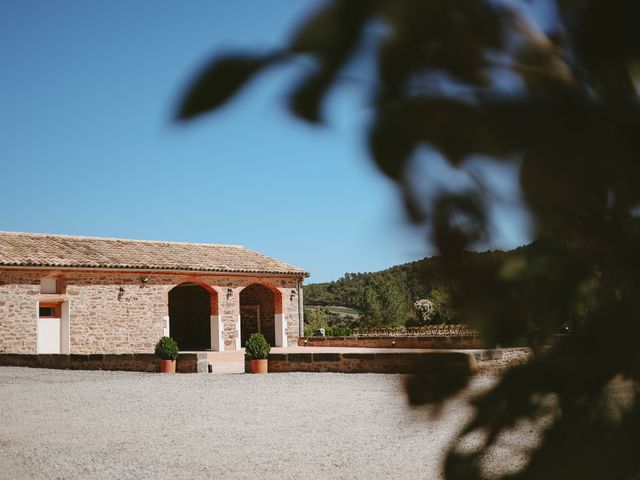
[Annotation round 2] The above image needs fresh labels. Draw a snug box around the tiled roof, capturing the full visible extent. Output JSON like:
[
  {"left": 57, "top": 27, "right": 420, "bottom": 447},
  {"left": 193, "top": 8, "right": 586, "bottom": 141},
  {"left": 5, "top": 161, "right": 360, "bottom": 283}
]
[{"left": 0, "top": 231, "right": 308, "bottom": 276}]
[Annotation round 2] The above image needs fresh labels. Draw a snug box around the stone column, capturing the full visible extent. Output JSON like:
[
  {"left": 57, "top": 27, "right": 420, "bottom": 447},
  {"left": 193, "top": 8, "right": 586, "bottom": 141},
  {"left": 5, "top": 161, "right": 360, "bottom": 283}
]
[
  {"left": 220, "top": 287, "right": 240, "bottom": 351},
  {"left": 274, "top": 288, "right": 286, "bottom": 347}
]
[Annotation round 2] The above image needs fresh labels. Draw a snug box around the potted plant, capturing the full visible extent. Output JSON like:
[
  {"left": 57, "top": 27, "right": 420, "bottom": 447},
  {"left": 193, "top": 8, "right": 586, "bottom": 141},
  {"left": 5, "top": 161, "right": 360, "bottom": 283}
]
[
  {"left": 154, "top": 336, "right": 179, "bottom": 373},
  {"left": 245, "top": 333, "right": 271, "bottom": 374}
]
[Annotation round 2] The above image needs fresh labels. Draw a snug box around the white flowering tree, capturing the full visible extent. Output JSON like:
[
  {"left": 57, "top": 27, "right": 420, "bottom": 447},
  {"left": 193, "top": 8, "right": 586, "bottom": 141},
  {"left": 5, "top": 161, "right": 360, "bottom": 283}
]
[{"left": 414, "top": 298, "right": 435, "bottom": 325}]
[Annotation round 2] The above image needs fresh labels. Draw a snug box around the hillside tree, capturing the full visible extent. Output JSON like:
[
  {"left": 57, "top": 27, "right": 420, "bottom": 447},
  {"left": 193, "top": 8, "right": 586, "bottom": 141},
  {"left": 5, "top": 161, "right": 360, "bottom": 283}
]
[{"left": 358, "top": 273, "right": 412, "bottom": 327}]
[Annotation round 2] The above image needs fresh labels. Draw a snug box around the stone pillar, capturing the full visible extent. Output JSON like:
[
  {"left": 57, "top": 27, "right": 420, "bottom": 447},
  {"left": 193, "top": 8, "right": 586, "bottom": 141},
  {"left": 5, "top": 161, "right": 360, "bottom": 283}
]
[
  {"left": 219, "top": 287, "right": 240, "bottom": 351},
  {"left": 163, "top": 315, "right": 170, "bottom": 337},
  {"left": 60, "top": 302, "right": 70, "bottom": 354},
  {"left": 210, "top": 315, "right": 223, "bottom": 351},
  {"left": 274, "top": 287, "right": 286, "bottom": 347},
  {"left": 209, "top": 287, "right": 223, "bottom": 352},
  {"left": 275, "top": 313, "right": 286, "bottom": 347},
  {"left": 235, "top": 313, "right": 241, "bottom": 350}
]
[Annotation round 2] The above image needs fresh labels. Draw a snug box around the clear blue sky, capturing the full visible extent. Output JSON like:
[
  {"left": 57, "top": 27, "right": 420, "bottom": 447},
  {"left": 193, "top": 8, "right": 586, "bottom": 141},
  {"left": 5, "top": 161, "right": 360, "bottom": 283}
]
[{"left": 0, "top": 1, "right": 530, "bottom": 283}]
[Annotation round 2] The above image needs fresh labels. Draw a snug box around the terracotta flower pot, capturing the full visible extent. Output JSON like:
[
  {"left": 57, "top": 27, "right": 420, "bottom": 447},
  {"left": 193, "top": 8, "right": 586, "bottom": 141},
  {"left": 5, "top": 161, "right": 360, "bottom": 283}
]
[
  {"left": 250, "top": 359, "right": 268, "bottom": 374},
  {"left": 160, "top": 359, "right": 176, "bottom": 373}
]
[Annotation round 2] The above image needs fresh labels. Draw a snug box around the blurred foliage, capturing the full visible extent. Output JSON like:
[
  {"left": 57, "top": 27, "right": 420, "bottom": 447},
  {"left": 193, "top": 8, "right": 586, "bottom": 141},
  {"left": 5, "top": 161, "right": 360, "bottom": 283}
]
[{"left": 177, "top": 0, "right": 640, "bottom": 477}]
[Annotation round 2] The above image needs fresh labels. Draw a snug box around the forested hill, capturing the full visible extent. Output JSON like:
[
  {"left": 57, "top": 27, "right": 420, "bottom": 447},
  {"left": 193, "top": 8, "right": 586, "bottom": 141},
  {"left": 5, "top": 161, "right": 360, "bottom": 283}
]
[{"left": 304, "top": 248, "right": 518, "bottom": 308}]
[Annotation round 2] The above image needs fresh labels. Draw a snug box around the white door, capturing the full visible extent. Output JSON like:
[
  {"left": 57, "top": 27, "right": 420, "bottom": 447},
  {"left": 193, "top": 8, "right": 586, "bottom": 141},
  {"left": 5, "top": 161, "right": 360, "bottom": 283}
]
[{"left": 38, "top": 317, "right": 61, "bottom": 353}]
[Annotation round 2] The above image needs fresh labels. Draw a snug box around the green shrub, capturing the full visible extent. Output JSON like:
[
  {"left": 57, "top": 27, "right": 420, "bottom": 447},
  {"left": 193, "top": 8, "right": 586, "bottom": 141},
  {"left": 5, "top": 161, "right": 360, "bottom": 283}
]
[
  {"left": 325, "top": 326, "right": 353, "bottom": 337},
  {"left": 154, "top": 336, "right": 179, "bottom": 360},
  {"left": 304, "top": 307, "right": 329, "bottom": 336},
  {"left": 245, "top": 333, "right": 271, "bottom": 360}
]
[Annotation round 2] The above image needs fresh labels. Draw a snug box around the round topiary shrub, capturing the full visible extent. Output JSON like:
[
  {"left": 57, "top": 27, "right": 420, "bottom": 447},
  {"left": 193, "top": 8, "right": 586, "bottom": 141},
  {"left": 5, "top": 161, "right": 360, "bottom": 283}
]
[
  {"left": 154, "top": 336, "right": 179, "bottom": 360},
  {"left": 245, "top": 333, "right": 271, "bottom": 360}
]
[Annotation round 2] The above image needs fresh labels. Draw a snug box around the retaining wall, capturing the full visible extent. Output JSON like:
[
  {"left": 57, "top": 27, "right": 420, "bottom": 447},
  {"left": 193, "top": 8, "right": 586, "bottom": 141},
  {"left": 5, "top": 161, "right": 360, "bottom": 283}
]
[
  {"left": 246, "top": 351, "right": 478, "bottom": 375},
  {"left": 0, "top": 353, "right": 209, "bottom": 373}
]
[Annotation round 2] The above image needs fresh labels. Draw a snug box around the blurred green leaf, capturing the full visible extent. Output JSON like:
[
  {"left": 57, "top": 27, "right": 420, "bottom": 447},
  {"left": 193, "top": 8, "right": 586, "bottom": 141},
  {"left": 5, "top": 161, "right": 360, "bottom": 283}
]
[
  {"left": 368, "top": 103, "right": 417, "bottom": 180},
  {"left": 289, "top": 69, "right": 333, "bottom": 124},
  {"left": 290, "top": 0, "right": 370, "bottom": 56},
  {"left": 287, "top": 0, "right": 370, "bottom": 123},
  {"left": 177, "top": 53, "right": 280, "bottom": 120}
]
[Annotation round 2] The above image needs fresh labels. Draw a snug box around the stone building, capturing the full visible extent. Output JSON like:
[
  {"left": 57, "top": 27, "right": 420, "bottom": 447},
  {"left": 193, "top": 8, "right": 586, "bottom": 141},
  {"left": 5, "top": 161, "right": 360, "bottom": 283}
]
[{"left": 0, "top": 231, "right": 308, "bottom": 355}]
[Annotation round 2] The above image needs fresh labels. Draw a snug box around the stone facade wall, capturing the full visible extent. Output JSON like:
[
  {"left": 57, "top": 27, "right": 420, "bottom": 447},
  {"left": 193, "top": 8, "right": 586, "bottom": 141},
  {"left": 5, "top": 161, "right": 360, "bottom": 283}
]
[
  {"left": 0, "top": 271, "right": 39, "bottom": 353},
  {"left": 0, "top": 268, "right": 303, "bottom": 354}
]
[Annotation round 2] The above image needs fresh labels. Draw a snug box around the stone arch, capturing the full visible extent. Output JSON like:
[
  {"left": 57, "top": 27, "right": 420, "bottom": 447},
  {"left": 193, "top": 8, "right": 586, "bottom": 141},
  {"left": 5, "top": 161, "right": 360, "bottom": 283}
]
[
  {"left": 168, "top": 282, "right": 219, "bottom": 351},
  {"left": 239, "top": 283, "right": 284, "bottom": 347}
]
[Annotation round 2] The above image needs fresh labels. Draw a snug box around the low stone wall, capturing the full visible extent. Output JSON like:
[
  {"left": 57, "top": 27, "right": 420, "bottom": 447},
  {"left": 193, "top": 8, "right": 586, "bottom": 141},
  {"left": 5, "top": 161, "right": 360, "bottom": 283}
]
[
  {"left": 0, "top": 353, "right": 208, "bottom": 373},
  {"left": 298, "top": 335, "right": 485, "bottom": 349},
  {"left": 473, "top": 348, "right": 532, "bottom": 375},
  {"left": 246, "top": 351, "right": 478, "bottom": 375}
]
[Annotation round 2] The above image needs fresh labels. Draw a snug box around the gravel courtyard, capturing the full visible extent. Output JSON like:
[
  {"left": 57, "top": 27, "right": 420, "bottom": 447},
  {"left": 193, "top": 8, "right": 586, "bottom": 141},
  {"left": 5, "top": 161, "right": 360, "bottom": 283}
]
[{"left": 0, "top": 367, "right": 525, "bottom": 480}]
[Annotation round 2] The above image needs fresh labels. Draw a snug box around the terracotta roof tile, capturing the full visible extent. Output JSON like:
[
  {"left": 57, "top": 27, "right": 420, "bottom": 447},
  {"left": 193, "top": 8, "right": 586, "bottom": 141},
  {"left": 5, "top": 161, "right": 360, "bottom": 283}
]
[{"left": 0, "top": 232, "right": 308, "bottom": 276}]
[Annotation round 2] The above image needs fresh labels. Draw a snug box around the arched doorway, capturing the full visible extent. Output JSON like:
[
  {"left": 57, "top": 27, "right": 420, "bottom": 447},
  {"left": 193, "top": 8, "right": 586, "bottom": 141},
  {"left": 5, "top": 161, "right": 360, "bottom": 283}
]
[
  {"left": 168, "top": 283, "right": 215, "bottom": 351},
  {"left": 239, "top": 284, "right": 280, "bottom": 347}
]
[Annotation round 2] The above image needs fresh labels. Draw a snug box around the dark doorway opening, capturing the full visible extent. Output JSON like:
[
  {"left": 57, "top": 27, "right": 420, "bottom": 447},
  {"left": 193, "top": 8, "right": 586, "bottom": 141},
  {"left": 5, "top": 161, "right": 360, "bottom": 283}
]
[
  {"left": 240, "top": 284, "right": 276, "bottom": 347},
  {"left": 169, "top": 283, "right": 211, "bottom": 350}
]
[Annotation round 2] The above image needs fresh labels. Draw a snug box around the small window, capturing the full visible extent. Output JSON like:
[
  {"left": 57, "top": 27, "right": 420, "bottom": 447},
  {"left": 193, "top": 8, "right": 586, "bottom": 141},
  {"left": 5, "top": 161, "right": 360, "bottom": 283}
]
[
  {"left": 39, "top": 303, "right": 60, "bottom": 318},
  {"left": 41, "top": 278, "right": 57, "bottom": 294}
]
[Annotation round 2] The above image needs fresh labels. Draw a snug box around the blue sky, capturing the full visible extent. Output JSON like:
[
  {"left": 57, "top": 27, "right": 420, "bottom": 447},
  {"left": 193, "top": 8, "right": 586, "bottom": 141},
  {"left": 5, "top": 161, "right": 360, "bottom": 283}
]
[{"left": 0, "top": 1, "right": 530, "bottom": 283}]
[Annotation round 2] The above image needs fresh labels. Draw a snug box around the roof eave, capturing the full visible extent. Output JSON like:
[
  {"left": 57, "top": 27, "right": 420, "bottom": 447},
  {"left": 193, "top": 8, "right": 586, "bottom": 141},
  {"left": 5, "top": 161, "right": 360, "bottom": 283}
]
[{"left": 0, "top": 264, "right": 309, "bottom": 278}]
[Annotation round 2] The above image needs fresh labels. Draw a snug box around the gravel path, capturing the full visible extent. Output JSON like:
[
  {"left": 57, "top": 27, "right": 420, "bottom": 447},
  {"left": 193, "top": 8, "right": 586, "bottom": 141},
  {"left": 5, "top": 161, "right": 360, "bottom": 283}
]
[{"left": 0, "top": 367, "right": 523, "bottom": 480}]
